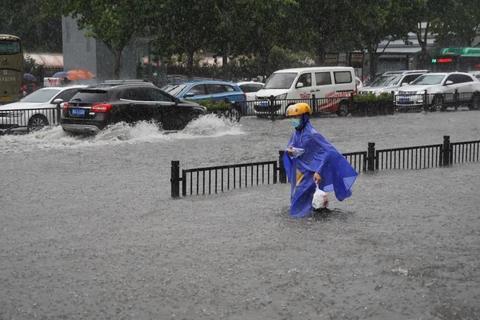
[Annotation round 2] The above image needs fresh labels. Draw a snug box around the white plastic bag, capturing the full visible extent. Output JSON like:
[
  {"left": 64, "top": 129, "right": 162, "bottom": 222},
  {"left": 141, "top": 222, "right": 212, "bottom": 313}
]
[
  {"left": 288, "top": 147, "right": 305, "bottom": 158},
  {"left": 312, "top": 185, "right": 328, "bottom": 209}
]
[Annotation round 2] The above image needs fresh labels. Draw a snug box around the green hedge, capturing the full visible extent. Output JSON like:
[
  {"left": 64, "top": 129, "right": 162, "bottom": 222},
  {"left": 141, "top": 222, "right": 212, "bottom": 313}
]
[{"left": 196, "top": 100, "right": 231, "bottom": 112}]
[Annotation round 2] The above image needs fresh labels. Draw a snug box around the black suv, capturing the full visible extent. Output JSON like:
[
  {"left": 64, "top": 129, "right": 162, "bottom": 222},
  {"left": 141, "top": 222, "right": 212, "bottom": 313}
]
[{"left": 61, "top": 81, "right": 206, "bottom": 134}]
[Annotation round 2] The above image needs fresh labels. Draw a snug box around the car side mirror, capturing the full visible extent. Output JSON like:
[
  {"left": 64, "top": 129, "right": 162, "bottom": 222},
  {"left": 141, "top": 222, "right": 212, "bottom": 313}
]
[
  {"left": 296, "top": 82, "right": 304, "bottom": 88},
  {"left": 445, "top": 80, "right": 453, "bottom": 86},
  {"left": 52, "top": 98, "right": 64, "bottom": 105},
  {"left": 401, "top": 82, "right": 408, "bottom": 86},
  {"left": 184, "top": 93, "right": 195, "bottom": 98}
]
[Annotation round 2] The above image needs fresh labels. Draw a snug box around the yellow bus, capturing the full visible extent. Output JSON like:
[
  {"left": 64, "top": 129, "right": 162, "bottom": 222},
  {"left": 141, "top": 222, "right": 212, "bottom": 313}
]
[{"left": 0, "top": 34, "right": 23, "bottom": 104}]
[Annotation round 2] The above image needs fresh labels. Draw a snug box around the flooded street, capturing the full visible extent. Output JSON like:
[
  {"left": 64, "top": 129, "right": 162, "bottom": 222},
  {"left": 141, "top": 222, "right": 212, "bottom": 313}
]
[{"left": 1, "top": 112, "right": 480, "bottom": 319}]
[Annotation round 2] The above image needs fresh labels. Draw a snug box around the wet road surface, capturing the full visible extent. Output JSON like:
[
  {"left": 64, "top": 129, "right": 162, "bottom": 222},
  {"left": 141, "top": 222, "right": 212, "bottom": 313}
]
[{"left": 1, "top": 112, "right": 479, "bottom": 319}]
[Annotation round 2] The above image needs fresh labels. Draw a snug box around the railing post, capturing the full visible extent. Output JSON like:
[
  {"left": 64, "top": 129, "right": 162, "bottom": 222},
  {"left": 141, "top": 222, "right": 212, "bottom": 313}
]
[
  {"left": 454, "top": 89, "right": 459, "bottom": 111},
  {"left": 442, "top": 135, "right": 451, "bottom": 166},
  {"left": 350, "top": 92, "right": 355, "bottom": 115},
  {"left": 367, "top": 142, "right": 376, "bottom": 172},
  {"left": 269, "top": 95, "right": 276, "bottom": 121},
  {"left": 390, "top": 91, "right": 395, "bottom": 114},
  {"left": 423, "top": 90, "right": 428, "bottom": 112},
  {"left": 311, "top": 94, "right": 316, "bottom": 114},
  {"left": 171, "top": 160, "right": 180, "bottom": 198},
  {"left": 56, "top": 103, "right": 61, "bottom": 124},
  {"left": 278, "top": 150, "right": 287, "bottom": 183},
  {"left": 181, "top": 170, "right": 186, "bottom": 196}
]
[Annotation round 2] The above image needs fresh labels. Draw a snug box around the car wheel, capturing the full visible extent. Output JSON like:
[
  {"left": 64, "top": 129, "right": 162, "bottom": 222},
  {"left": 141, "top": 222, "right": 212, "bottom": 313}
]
[
  {"left": 470, "top": 94, "right": 480, "bottom": 110},
  {"left": 430, "top": 96, "right": 445, "bottom": 112},
  {"left": 336, "top": 101, "right": 349, "bottom": 117},
  {"left": 28, "top": 115, "right": 49, "bottom": 131},
  {"left": 225, "top": 107, "right": 241, "bottom": 122}
]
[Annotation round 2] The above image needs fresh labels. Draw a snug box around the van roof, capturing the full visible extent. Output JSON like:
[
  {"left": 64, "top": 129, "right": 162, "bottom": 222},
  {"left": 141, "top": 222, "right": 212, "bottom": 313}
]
[{"left": 274, "top": 66, "right": 354, "bottom": 73}]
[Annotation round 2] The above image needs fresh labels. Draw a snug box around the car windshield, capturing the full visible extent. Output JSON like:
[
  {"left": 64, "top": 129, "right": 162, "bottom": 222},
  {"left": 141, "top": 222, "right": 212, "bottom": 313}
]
[
  {"left": 369, "top": 75, "right": 401, "bottom": 87},
  {"left": 20, "top": 88, "right": 61, "bottom": 103},
  {"left": 411, "top": 74, "right": 446, "bottom": 85},
  {"left": 264, "top": 73, "right": 297, "bottom": 89},
  {"left": 162, "top": 84, "right": 186, "bottom": 96}
]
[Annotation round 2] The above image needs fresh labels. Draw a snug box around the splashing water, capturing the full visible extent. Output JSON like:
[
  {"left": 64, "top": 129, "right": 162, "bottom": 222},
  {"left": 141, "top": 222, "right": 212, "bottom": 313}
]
[{"left": 0, "top": 114, "right": 244, "bottom": 153}]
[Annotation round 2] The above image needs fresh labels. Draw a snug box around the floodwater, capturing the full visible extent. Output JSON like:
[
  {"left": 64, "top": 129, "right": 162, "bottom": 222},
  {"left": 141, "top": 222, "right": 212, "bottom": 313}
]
[{"left": 1, "top": 112, "right": 479, "bottom": 319}]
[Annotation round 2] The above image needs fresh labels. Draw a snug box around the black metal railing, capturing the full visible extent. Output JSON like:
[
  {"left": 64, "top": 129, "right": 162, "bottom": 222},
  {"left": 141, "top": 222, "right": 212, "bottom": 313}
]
[
  {"left": 242, "top": 94, "right": 355, "bottom": 118},
  {"left": 171, "top": 135, "right": 479, "bottom": 198},
  {"left": 376, "top": 144, "right": 443, "bottom": 170},
  {"left": 239, "top": 90, "right": 480, "bottom": 118},
  {"left": 0, "top": 106, "right": 61, "bottom": 133},
  {"left": 394, "top": 89, "right": 480, "bottom": 112},
  {"left": 451, "top": 140, "right": 480, "bottom": 164},
  {"left": 180, "top": 160, "right": 278, "bottom": 197}
]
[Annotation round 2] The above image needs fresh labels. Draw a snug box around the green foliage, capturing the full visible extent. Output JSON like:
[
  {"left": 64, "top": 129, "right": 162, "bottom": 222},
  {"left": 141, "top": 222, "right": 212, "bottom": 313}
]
[
  {"left": 197, "top": 100, "right": 232, "bottom": 112},
  {"left": 353, "top": 92, "right": 393, "bottom": 104},
  {"left": 0, "top": 0, "right": 62, "bottom": 52}
]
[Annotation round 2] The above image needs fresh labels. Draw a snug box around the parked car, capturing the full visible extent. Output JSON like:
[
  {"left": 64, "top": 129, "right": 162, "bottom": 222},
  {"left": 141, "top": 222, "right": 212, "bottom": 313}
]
[
  {"left": 359, "top": 70, "right": 428, "bottom": 96},
  {"left": 0, "top": 85, "right": 86, "bottom": 133},
  {"left": 468, "top": 70, "right": 480, "bottom": 80},
  {"left": 236, "top": 81, "right": 265, "bottom": 101},
  {"left": 395, "top": 72, "right": 480, "bottom": 111},
  {"left": 61, "top": 81, "right": 206, "bottom": 134},
  {"left": 162, "top": 80, "right": 246, "bottom": 112},
  {"left": 254, "top": 66, "right": 356, "bottom": 116}
]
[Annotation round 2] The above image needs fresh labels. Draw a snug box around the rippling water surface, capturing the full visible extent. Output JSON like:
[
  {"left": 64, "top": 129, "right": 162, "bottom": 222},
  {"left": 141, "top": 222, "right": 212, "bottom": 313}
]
[{"left": 1, "top": 112, "right": 480, "bottom": 319}]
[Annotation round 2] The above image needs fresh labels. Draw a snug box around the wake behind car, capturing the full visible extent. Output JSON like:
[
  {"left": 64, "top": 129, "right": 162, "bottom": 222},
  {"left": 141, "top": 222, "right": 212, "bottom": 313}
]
[
  {"left": 394, "top": 72, "right": 480, "bottom": 111},
  {"left": 61, "top": 81, "right": 206, "bottom": 134},
  {"left": 0, "top": 85, "right": 86, "bottom": 133}
]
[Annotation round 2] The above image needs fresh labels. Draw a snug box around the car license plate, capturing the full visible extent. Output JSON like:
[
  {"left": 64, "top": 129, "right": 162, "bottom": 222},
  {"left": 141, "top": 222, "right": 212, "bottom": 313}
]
[
  {"left": 70, "top": 108, "right": 85, "bottom": 117},
  {"left": 258, "top": 100, "right": 269, "bottom": 108},
  {"left": 398, "top": 97, "right": 410, "bottom": 104}
]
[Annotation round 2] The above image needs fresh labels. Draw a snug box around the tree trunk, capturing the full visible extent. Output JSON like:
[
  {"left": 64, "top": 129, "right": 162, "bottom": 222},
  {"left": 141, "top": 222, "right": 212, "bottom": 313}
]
[
  {"left": 368, "top": 46, "right": 377, "bottom": 81},
  {"left": 315, "top": 46, "right": 325, "bottom": 65},
  {"left": 222, "top": 47, "right": 229, "bottom": 79},
  {"left": 113, "top": 49, "right": 122, "bottom": 80},
  {"left": 187, "top": 50, "right": 194, "bottom": 78}
]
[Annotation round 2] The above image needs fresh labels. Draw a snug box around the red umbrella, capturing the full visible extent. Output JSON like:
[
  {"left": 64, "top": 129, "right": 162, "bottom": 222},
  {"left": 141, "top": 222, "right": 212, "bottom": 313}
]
[{"left": 67, "top": 69, "right": 95, "bottom": 80}]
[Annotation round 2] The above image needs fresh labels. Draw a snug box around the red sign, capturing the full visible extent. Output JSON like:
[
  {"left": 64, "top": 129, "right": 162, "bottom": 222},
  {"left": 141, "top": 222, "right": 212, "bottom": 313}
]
[{"left": 437, "top": 58, "right": 453, "bottom": 63}]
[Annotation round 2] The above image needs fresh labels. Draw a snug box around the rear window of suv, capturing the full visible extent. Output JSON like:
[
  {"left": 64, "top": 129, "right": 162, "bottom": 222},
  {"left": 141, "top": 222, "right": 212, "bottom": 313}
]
[{"left": 71, "top": 90, "right": 109, "bottom": 103}]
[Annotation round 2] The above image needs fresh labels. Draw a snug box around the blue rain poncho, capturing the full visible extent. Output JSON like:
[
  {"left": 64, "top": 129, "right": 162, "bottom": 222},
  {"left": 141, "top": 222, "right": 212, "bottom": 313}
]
[{"left": 283, "top": 116, "right": 357, "bottom": 218}]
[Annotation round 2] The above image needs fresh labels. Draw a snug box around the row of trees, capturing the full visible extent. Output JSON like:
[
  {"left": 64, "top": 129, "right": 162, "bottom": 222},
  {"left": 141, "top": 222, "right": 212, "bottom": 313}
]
[{"left": 3, "top": 0, "right": 480, "bottom": 79}]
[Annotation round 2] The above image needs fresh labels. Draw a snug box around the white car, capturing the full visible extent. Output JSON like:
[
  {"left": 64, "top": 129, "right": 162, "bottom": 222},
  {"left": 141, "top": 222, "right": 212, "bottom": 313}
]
[
  {"left": 359, "top": 70, "right": 428, "bottom": 96},
  {"left": 395, "top": 72, "right": 480, "bottom": 111},
  {"left": 237, "top": 81, "right": 265, "bottom": 101},
  {"left": 0, "top": 85, "right": 86, "bottom": 132}
]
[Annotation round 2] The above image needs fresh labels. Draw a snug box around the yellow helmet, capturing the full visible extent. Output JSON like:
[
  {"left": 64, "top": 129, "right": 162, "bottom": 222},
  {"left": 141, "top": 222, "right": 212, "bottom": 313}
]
[{"left": 286, "top": 103, "right": 312, "bottom": 117}]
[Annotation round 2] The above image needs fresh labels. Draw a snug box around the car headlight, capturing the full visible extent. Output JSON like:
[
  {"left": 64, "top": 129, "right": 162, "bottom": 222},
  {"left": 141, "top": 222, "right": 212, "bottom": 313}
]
[
  {"left": 276, "top": 93, "right": 287, "bottom": 100},
  {"left": 416, "top": 91, "right": 426, "bottom": 95}
]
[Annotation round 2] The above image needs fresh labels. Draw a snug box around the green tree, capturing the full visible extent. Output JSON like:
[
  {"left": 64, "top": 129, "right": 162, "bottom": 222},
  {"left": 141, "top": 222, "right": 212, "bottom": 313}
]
[
  {"left": 0, "top": 0, "right": 62, "bottom": 52},
  {"left": 44, "top": 0, "right": 153, "bottom": 78},
  {"left": 296, "top": 0, "right": 357, "bottom": 64},
  {"left": 234, "top": 0, "right": 298, "bottom": 76},
  {"left": 433, "top": 0, "right": 480, "bottom": 46},
  {"left": 151, "top": 0, "right": 217, "bottom": 77},
  {"left": 352, "top": 0, "right": 411, "bottom": 78}
]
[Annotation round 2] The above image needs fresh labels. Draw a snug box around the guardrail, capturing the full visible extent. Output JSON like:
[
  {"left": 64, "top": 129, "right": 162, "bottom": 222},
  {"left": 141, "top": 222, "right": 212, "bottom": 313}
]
[
  {"left": 171, "top": 136, "right": 479, "bottom": 198},
  {"left": 0, "top": 105, "right": 61, "bottom": 133},
  {"left": 237, "top": 90, "right": 480, "bottom": 118}
]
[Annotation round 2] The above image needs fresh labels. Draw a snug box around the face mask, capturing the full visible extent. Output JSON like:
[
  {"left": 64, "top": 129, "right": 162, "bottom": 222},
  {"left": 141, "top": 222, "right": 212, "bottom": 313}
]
[{"left": 290, "top": 118, "right": 301, "bottom": 128}]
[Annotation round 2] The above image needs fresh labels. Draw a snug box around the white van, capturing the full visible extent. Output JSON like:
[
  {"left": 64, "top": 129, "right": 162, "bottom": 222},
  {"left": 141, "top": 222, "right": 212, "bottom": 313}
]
[{"left": 254, "top": 66, "right": 356, "bottom": 116}]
